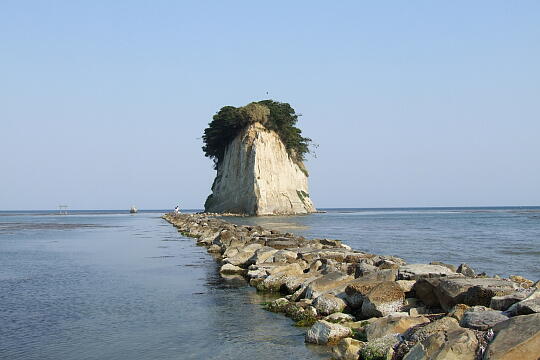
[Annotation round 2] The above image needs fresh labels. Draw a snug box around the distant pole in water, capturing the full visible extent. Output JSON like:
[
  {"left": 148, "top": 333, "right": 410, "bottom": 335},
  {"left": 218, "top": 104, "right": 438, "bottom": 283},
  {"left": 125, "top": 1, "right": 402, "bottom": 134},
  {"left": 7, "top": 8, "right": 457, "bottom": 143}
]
[{"left": 58, "top": 205, "right": 68, "bottom": 215}]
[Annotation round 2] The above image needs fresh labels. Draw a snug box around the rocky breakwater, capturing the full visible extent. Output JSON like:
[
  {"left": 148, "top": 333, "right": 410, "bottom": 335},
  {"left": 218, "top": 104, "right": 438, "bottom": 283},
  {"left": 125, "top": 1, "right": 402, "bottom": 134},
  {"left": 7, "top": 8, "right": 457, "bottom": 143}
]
[{"left": 163, "top": 213, "right": 540, "bottom": 360}]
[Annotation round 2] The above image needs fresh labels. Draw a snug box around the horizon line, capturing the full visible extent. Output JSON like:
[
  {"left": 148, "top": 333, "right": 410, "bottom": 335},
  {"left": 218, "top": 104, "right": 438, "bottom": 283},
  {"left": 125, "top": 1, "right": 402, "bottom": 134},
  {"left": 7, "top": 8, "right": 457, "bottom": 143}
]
[{"left": 1, "top": 205, "right": 539, "bottom": 212}]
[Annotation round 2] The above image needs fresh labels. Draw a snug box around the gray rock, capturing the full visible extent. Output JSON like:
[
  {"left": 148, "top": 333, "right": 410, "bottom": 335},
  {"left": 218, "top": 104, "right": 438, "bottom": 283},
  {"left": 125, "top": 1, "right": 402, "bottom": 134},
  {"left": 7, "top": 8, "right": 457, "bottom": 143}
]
[
  {"left": 429, "top": 261, "right": 457, "bottom": 272},
  {"left": 308, "top": 259, "right": 322, "bottom": 273},
  {"left": 313, "top": 294, "right": 347, "bottom": 315},
  {"left": 272, "top": 249, "right": 298, "bottom": 263},
  {"left": 485, "top": 313, "right": 540, "bottom": 359},
  {"left": 332, "top": 337, "right": 364, "bottom": 360},
  {"left": 304, "top": 271, "right": 353, "bottom": 299},
  {"left": 355, "top": 262, "right": 378, "bottom": 277},
  {"left": 266, "top": 238, "right": 300, "bottom": 250},
  {"left": 196, "top": 230, "right": 220, "bottom": 245},
  {"left": 507, "top": 288, "right": 540, "bottom": 315},
  {"left": 360, "top": 334, "right": 400, "bottom": 360},
  {"left": 324, "top": 312, "right": 356, "bottom": 323},
  {"left": 396, "top": 280, "right": 416, "bottom": 293},
  {"left": 414, "top": 277, "right": 520, "bottom": 311},
  {"left": 207, "top": 244, "right": 222, "bottom": 253},
  {"left": 256, "top": 263, "right": 305, "bottom": 292},
  {"left": 490, "top": 292, "right": 529, "bottom": 311},
  {"left": 404, "top": 327, "right": 478, "bottom": 360},
  {"left": 408, "top": 317, "right": 460, "bottom": 343},
  {"left": 305, "top": 320, "right": 352, "bottom": 345},
  {"left": 365, "top": 314, "right": 430, "bottom": 341},
  {"left": 448, "top": 303, "right": 471, "bottom": 321},
  {"left": 459, "top": 309, "right": 509, "bottom": 330},
  {"left": 248, "top": 246, "right": 278, "bottom": 264},
  {"left": 398, "top": 264, "right": 457, "bottom": 280},
  {"left": 224, "top": 243, "right": 263, "bottom": 266},
  {"left": 457, "top": 263, "right": 476, "bottom": 277},
  {"left": 357, "top": 269, "right": 398, "bottom": 282},
  {"left": 361, "top": 281, "right": 405, "bottom": 317},
  {"left": 219, "top": 263, "right": 247, "bottom": 275}
]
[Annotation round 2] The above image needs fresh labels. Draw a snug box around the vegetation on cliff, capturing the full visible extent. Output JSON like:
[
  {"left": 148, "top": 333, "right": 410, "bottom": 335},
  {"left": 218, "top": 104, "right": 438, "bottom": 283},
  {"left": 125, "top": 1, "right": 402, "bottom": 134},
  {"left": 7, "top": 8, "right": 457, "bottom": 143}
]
[{"left": 202, "top": 100, "right": 312, "bottom": 167}]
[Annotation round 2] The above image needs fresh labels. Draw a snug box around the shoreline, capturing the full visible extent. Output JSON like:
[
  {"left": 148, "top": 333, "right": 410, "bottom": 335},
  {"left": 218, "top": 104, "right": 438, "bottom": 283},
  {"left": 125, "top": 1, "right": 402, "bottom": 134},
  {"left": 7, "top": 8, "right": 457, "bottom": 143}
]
[{"left": 163, "top": 212, "right": 540, "bottom": 359}]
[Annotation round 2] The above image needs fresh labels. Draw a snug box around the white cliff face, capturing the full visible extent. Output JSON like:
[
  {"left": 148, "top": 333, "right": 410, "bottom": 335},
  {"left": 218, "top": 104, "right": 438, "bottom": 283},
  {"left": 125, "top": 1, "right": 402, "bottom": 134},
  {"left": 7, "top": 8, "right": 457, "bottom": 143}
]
[{"left": 205, "top": 122, "right": 316, "bottom": 216}]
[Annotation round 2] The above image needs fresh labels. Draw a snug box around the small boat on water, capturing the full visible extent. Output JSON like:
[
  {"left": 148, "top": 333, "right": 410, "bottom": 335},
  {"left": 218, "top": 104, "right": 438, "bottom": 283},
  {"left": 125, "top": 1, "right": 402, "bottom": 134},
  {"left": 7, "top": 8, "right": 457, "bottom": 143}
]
[{"left": 130, "top": 206, "right": 138, "bottom": 214}]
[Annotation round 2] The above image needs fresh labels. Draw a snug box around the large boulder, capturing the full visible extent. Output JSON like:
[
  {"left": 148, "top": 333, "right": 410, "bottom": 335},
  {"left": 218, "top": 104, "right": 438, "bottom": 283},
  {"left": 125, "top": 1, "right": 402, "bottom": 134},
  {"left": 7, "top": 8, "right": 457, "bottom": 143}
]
[
  {"left": 414, "top": 277, "right": 520, "bottom": 311},
  {"left": 324, "top": 312, "right": 356, "bottom": 324},
  {"left": 365, "top": 314, "right": 430, "bottom": 341},
  {"left": 196, "top": 230, "right": 220, "bottom": 245},
  {"left": 361, "top": 281, "right": 406, "bottom": 317},
  {"left": 256, "top": 263, "right": 305, "bottom": 292},
  {"left": 313, "top": 294, "right": 347, "bottom": 315},
  {"left": 355, "top": 262, "right": 378, "bottom": 277},
  {"left": 266, "top": 238, "right": 301, "bottom": 250},
  {"left": 248, "top": 246, "right": 278, "bottom": 265},
  {"left": 459, "top": 308, "right": 509, "bottom": 330},
  {"left": 457, "top": 263, "right": 476, "bottom": 277},
  {"left": 490, "top": 292, "right": 529, "bottom": 311},
  {"left": 272, "top": 249, "right": 298, "bottom": 263},
  {"left": 305, "top": 320, "right": 353, "bottom": 345},
  {"left": 219, "top": 263, "right": 247, "bottom": 276},
  {"left": 484, "top": 313, "right": 540, "bottom": 359},
  {"left": 304, "top": 271, "right": 354, "bottom": 299},
  {"left": 223, "top": 243, "right": 264, "bottom": 266},
  {"left": 344, "top": 281, "right": 382, "bottom": 309},
  {"left": 507, "top": 289, "right": 540, "bottom": 316},
  {"left": 332, "top": 337, "right": 364, "bottom": 360},
  {"left": 448, "top": 303, "right": 471, "bottom": 322},
  {"left": 398, "top": 264, "right": 457, "bottom": 280},
  {"left": 403, "top": 327, "right": 478, "bottom": 360},
  {"left": 408, "top": 317, "right": 460, "bottom": 343},
  {"left": 282, "top": 273, "right": 320, "bottom": 294},
  {"left": 299, "top": 248, "right": 354, "bottom": 263},
  {"left": 361, "top": 334, "right": 401, "bottom": 360}
]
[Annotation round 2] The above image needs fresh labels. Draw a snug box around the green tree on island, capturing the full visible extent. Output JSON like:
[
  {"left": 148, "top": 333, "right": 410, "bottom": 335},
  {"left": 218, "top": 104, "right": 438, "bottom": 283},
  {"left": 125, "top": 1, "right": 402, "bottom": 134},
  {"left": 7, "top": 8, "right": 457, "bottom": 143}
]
[{"left": 202, "top": 100, "right": 313, "bottom": 169}]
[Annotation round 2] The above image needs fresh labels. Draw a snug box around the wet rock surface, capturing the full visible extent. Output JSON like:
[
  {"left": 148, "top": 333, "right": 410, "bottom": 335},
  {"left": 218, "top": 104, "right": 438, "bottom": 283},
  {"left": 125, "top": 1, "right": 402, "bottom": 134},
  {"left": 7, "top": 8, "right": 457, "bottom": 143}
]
[{"left": 163, "top": 213, "right": 540, "bottom": 360}]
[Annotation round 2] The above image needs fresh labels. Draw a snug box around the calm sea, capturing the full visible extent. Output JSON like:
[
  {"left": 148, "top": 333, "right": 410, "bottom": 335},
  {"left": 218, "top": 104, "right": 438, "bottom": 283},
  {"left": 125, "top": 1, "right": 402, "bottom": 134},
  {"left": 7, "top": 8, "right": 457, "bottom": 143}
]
[
  {"left": 1, "top": 207, "right": 538, "bottom": 359},
  {"left": 228, "top": 207, "right": 540, "bottom": 281}
]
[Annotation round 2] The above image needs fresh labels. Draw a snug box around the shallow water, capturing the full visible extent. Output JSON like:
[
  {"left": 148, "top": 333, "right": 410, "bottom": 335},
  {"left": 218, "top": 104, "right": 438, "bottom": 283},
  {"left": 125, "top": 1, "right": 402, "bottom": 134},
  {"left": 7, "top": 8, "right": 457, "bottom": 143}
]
[
  {"left": 0, "top": 211, "right": 330, "bottom": 360},
  {"left": 227, "top": 207, "right": 540, "bottom": 281},
  {"left": 2, "top": 207, "right": 538, "bottom": 360}
]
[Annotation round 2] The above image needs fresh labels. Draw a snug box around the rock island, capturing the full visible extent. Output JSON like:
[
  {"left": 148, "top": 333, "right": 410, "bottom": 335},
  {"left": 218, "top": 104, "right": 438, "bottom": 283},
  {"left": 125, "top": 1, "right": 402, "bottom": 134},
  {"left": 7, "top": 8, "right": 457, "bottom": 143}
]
[{"left": 202, "top": 101, "right": 316, "bottom": 215}]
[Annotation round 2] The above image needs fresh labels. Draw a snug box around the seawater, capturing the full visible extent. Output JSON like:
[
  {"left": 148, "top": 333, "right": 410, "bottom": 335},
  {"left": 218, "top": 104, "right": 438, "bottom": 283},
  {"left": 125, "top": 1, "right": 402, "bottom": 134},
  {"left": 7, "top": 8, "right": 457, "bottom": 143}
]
[
  {"left": 0, "top": 211, "right": 330, "bottom": 360},
  {"left": 1, "top": 207, "right": 538, "bottom": 360},
  {"left": 227, "top": 207, "right": 540, "bottom": 281}
]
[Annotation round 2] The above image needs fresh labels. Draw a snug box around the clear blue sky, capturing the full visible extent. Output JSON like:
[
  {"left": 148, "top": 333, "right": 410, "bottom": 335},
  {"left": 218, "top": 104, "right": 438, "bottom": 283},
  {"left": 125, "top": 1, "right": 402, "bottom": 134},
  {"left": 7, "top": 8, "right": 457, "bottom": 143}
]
[{"left": 1, "top": 1, "right": 539, "bottom": 210}]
